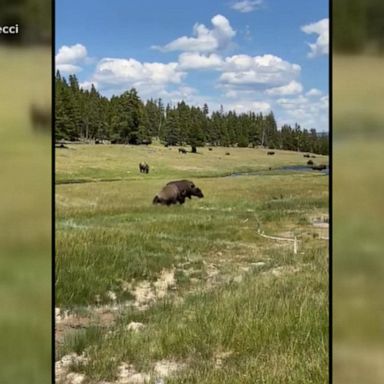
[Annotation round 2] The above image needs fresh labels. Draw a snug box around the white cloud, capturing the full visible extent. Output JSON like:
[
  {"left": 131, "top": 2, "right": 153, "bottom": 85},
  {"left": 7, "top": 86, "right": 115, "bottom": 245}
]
[
  {"left": 178, "top": 52, "right": 223, "bottom": 70},
  {"left": 274, "top": 93, "right": 329, "bottom": 131},
  {"left": 79, "top": 81, "right": 97, "bottom": 91},
  {"left": 56, "top": 64, "right": 83, "bottom": 74},
  {"left": 301, "top": 18, "right": 329, "bottom": 58},
  {"left": 225, "top": 100, "right": 271, "bottom": 114},
  {"left": 93, "top": 58, "right": 184, "bottom": 87},
  {"left": 56, "top": 43, "right": 87, "bottom": 64},
  {"left": 306, "top": 88, "right": 322, "bottom": 97},
  {"left": 219, "top": 54, "right": 301, "bottom": 88},
  {"left": 231, "top": 0, "right": 263, "bottom": 13},
  {"left": 276, "top": 95, "right": 309, "bottom": 109},
  {"left": 265, "top": 80, "right": 303, "bottom": 96},
  {"left": 153, "top": 14, "right": 236, "bottom": 53},
  {"left": 55, "top": 43, "right": 88, "bottom": 73}
]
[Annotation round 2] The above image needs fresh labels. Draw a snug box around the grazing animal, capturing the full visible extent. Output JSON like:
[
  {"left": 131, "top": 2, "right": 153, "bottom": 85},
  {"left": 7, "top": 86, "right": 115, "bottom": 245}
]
[
  {"left": 208, "top": 147, "right": 213, "bottom": 151},
  {"left": 55, "top": 143, "right": 68, "bottom": 149},
  {"left": 30, "top": 103, "right": 51, "bottom": 132},
  {"left": 153, "top": 184, "right": 187, "bottom": 205},
  {"left": 139, "top": 162, "right": 149, "bottom": 174},
  {"left": 225, "top": 152, "right": 230, "bottom": 155},
  {"left": 178, "top": 148, "right": 187, "bottom": 154},
  {"left": 303, "top": 154, "right": 310, "bottom": 158},
  {"left": 312, "top": 164, "right": 327, "bottom": 171},
  {"left": 307, "top": 160, "right": 314, "bottom": 166},
  {"left": 166, "top": 180, "right": 204, "bottom": 200},
  {"left": 267, "top": 151, "right": 275, "bottom": 155}
]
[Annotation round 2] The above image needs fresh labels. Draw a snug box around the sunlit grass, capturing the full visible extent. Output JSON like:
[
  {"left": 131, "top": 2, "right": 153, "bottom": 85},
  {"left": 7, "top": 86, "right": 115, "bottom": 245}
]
[{"left": 56, "top": 141, "right": 328, "bottom": 382}]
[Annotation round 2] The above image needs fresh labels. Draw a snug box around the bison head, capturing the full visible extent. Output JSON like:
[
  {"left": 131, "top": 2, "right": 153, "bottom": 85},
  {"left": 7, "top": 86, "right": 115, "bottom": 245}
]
[{"left": 192, "top": 187, "right": 204, "bottom": 198}]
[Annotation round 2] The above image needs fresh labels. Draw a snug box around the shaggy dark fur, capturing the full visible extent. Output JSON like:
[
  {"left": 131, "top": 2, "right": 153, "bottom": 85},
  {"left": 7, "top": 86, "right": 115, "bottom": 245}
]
[
  {"left": 267, "top": 151, "right": 275, "bottom": 155},
  {"left": 166, "top": 179, "right": 204, "bottom": 200},
  {"left": 312, "top": 164, "right": 327, "bottom": 171},
  {"left": 178, "top": 148, "right": 187, "bottom": 154},
  {"left": 153, "top": 184, "right": 187, "bottom": 205},
  {"left": 139, "top": 162, "right": 149, "bottom": 174}
]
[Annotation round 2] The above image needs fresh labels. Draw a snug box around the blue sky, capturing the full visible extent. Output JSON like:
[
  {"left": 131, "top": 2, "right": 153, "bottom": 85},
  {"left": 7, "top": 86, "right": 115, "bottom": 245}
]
[{"left": 56, "top": 0, "right": 329, "bottom": 131}]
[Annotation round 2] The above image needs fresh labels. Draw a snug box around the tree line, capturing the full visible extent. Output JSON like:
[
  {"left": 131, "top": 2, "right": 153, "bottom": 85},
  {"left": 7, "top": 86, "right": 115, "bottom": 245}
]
[{"left": 55, "top": 72, "right": 328, "bottom": 155}]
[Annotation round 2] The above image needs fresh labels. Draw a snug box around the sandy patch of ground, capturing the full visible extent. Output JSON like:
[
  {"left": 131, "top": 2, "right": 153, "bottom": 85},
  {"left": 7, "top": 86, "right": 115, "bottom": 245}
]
[
  {"left": 133, "top": 268, "right": 176, "bottom": 310},
  {"left": 115, "top": 359, "right": 185, "bottom": 384},
  {"left": 56, "top": 353, "right": 88, "bottom": 384},
  {"left": 56, "top": 269, "right": 176, "bottom": 347}
]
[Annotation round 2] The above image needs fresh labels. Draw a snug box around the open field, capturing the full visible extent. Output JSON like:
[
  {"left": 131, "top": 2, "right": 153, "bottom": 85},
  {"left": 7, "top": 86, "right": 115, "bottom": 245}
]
[
  {"left": 0, "top": 47, "right": 51, "bottom": 383},
  {"left": 56, "top": 144, "right": 328, "bottom": 383},
  {"left": 333, "top": 55, "right": 384, "bottom": 383}
]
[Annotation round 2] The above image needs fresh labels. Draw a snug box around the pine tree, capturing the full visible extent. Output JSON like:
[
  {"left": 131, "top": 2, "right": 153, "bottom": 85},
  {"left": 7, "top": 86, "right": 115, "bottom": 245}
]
[{"left": 163, "top": 106, "right": 180, "bottom": 146}]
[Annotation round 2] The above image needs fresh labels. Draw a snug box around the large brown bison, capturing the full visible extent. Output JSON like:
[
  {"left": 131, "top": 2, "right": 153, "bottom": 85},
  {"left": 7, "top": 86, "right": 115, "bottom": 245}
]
[
  {"left": 166, "top": 180, "right": 204, "bottom": 200},
  {"left": 178, "top": 148, "right": 187, "bottom": 154},
  {"left": 153, "top": 184, "right": 188, "bottom": 205},
  {"left": 312, "top": 164, "right": 327, "bottom": 171},
  {"left": 267, "top": 151, "right": 275, "bottom": 155}
]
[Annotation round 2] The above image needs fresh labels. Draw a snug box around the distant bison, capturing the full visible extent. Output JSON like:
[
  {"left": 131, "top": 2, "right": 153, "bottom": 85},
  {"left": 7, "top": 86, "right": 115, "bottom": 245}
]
[
  {"left": 30, "top": 103, "right": 51, "bottom": 132},
  {"left": 166, "top": 180, "right": 204, "bottom": 200},
  {"left": 267, "top": 151, "right": 275, "bottom": 155},
  {"left": 303, "top": 154, "right": 310, "bottom": 158},
  {"left": 208, "top": 148, "right": 213, "bottom": 151},
  {"left": 153, "top": 184, "right": 187, "bottom": 205},
  {"left": 178, "top": 148, "right": 187, "bottom": 154},
  {"left": 139, "top": 162, "right": 149, "bottom": 174},
  {"left": 55, "top": 143, "right": 68, "bottom": 149},
  {"left": 307, "top": 160, "right": 314, "bottom": 166},
  {"left": 225, "top": 152, "right": 230, "bottom": 156},
  {"left": 312, "top": 164, "right": 327, "bottom": 171}
]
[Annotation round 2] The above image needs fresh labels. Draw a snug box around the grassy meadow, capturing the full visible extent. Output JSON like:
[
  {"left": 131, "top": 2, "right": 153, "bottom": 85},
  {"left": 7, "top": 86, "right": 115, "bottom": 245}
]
[
  {"left": 0, "top": 47, "right": 51, "bottom": 383},
  {"left": 333, "top": 55, "right": 384, "bottom": 383},
  {"left": 56, "top": 144, "right": 329, "bottom": 383}
]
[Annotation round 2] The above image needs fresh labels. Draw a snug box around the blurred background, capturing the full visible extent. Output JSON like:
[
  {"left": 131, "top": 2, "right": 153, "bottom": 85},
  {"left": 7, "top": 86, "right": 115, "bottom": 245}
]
[
  {"left": 333, "top": 1, "right": 384, "bottom": 383},
  {"left": 0, "top": 0, "right": 51, "bottom": 383}
]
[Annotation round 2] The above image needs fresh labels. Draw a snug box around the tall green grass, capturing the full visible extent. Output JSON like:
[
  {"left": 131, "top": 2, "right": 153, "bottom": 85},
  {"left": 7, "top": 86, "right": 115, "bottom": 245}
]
[{"left": 56, "top": 143, "right": 328, "bottom": 382}]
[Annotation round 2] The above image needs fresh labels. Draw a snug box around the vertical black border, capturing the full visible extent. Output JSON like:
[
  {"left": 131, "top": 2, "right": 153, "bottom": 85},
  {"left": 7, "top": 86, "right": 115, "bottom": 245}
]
[
  {"left": 329, "top": 0, "right": 333, "bottom": 382},
  {"left": 51, "top": 0, "right": 56, "bottom": 382}
]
